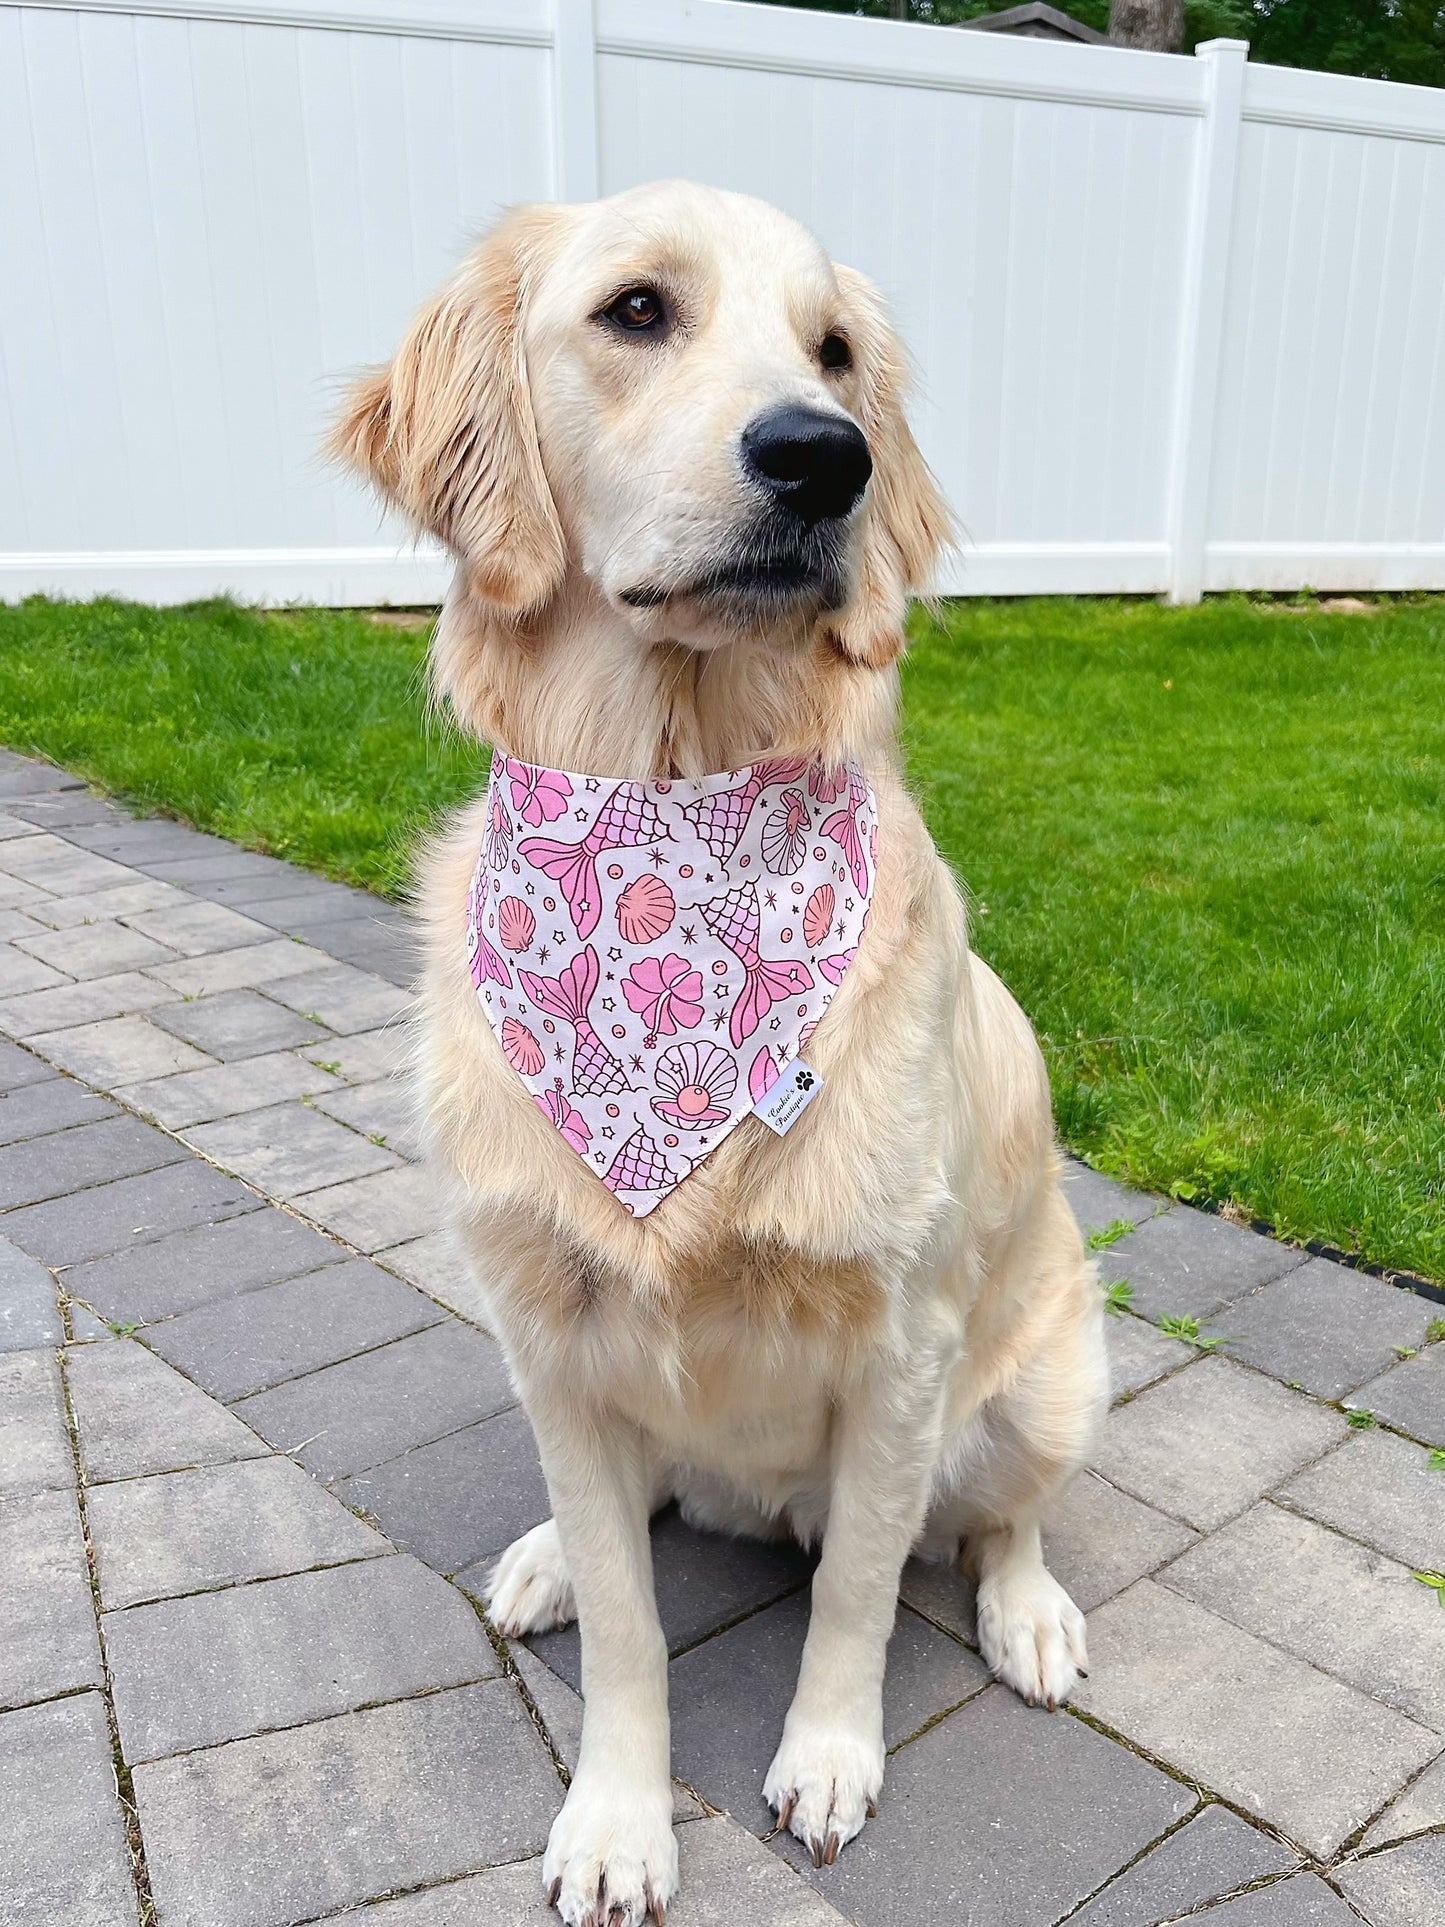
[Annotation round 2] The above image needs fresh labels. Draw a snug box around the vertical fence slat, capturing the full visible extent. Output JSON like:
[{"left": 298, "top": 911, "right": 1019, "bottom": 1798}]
[
  {"left": 1166, "top": 39, "right": 1247, "bottom": 605},
  {"left": 552, "top": 0, "right": 598, "bottom": 202}
]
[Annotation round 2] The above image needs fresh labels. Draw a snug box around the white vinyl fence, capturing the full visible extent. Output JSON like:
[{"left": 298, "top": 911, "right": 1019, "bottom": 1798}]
[{"left": 3, "top": 0, "right": 1444, "bottom": 605}]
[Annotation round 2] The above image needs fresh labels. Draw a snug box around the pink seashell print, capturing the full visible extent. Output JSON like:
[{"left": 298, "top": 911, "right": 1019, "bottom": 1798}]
[
  {"left": 818, "top": 948, "right": 856, "bottom": 985},
  {"left": 519, "top": 782, "right": 670, "bottom": 940},
  {"left": 616, "top": 873, "right": 675, "bottom": 945},
  {"left": 497, "top": 896, "right": 536, "bottom": 952},
  {"left": 506, "top": 758, "right": 573, "bottom": 827},
  {"left": 820, "top": 765, "right": 870, "bottom": 895},
  {"left": 802, "top": 883, "right": 835, "bottom": 949},
  {"left": 485, "top": 789, "right": 513, "bottom": 869},
  {"left": 652, "top": 1042, "right": 737, "bottom": 1129},
  {"left": 808, "top": 765, "right": 847, "bottom": 805},
  {"left": 760, "top": 788, "right": 810, "bottom": 875},
  {"left": 622, "top": 954, "right": 703, "bottom": 1040},
  {"left": 500, "top": 1016, "right": 544, "bottom": 1075}
]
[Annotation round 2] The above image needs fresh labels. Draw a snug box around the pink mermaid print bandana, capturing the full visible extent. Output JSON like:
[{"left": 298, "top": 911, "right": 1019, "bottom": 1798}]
[{"left": 466, "top": 751, "right": 879, "bottom": 1216}]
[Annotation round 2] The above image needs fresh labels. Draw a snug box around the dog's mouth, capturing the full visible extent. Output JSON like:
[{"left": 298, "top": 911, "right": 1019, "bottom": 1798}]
[{"left": 620, "top": 516, "right": 851, "bottom": 624}]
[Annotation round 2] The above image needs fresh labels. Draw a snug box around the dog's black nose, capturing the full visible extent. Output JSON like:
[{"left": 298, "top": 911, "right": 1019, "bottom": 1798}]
[{"left": 741, "top": 406, "right": 872, "bottom": 525}]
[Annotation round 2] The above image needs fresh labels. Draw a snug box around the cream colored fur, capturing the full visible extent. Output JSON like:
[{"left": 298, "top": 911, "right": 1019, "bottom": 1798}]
[{"left": 334, "top": 180, "right": 1105, "bottom": 1927}]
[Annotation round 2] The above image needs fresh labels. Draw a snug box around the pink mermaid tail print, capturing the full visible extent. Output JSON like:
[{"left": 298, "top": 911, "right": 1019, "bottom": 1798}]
[
  {"left": 518, "top": 783, "right": 670, "bottom": 941},
  {"left": 516, "top": 945, "right": 631, "bottom": 1095},
  {"left": 820, "top": 765, "right": 870, "bottom": 895},
  {"left": 699, "top": 884, "right": 816, "bottom": 1048},
  {"left": 466, "top": 878, "right": 513, "bottom": 990},
  {"left": 681, "top": 758, "right": 808, "bottom": 863}
]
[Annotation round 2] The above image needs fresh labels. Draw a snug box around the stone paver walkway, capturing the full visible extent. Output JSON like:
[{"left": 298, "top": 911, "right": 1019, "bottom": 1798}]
[{"left": 0, "top": 745, "right": 1441, "bottom": 1926}]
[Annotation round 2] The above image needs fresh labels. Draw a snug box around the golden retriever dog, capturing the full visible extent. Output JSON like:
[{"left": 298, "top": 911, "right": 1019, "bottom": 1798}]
[{"left": 334, "top": 179, "right": 1104, "bottom": 1927}]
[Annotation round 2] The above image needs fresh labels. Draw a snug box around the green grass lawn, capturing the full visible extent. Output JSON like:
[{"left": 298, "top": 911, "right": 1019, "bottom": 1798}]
[{"left": 1, "top": 592, "right": 1441, "bottom": 1283}]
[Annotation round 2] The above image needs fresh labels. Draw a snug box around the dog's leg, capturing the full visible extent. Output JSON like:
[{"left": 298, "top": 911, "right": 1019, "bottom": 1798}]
[
  {"left": 763, "top": 1342, "right": 948, "bottom": 1866},
  {"left": 523, "top": 1397, "right": 676, "bottom": 1927}
]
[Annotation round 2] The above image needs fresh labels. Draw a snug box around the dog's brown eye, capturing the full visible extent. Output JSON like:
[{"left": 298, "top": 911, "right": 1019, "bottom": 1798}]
[
  {"left": 819, "top": 332, "right": 852, "bottom": 372},
  {"left": 604, "top": 287, "right": 667, "bottom": 334}
]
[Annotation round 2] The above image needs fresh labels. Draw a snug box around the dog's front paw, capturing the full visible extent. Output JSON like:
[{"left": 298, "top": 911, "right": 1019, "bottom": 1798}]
[
  {"left": 764, "top": 1722, "right": 884, "bottom": 1867},
  {"left": 977, "top": 1563, "right": 1087, "bottom": 1710},
  {"left": 486, "top": 1519, "right": 576, "bottom": 1637},
  {"left": 542, "top": 1772, "right": 676, "bottom": 1927}
]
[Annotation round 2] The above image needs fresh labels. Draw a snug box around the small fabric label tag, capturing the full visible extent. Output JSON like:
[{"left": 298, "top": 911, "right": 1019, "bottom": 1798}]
[{"left": 754, "top": 1060, "right": 823, "bottom": 1137}]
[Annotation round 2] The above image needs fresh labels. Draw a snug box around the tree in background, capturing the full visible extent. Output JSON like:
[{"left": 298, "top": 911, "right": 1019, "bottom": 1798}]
[
  {"left": 1107, "top": 0, "right": 1184, "bottom": 50},
  {"left": 756, "top": 0, "right": 1445, "bottom": 83}
]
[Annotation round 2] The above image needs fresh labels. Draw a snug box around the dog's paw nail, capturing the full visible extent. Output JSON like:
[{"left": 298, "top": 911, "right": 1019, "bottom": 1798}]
[
  {"left": 810, "top": 1837, "right": 826, "bottom": 1870},
  {"left": 645, "top": 1881, "right": 666, "bottom": 1927},
  {"left": 865, "top": 1797, "right": 878, "bottom": 1819},
  {"left": 822, "top": 1831, "right": 841, "bottom": 1866},
  {"left": 547, "top": 1877, "right": 562, "bottom": 1907},
  {"left": 777, "top": 1790, "right": 797, "bottom": 1829}
]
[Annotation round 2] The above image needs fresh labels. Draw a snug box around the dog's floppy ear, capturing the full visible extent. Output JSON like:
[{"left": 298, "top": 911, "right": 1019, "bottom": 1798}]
[
  {"left": 825, "top": 265, "right": 954, "bottom": 669},
  {"left": 331, "top": 206, "right": 567, "bottom": 616}
]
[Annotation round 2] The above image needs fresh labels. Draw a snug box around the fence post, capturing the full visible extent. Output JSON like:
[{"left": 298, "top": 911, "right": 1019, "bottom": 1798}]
[
  {"left": 1166, "top": 38, "right": 1248, "bottom": 605},
  {"left": 552, "top": 0, "right": 600, "bottom": 202}
]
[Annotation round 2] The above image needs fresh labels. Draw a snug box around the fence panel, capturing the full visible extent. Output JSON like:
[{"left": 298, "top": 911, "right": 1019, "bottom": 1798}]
[{"left": 1, "top": 0, "right": 1443, "bottom": 604}]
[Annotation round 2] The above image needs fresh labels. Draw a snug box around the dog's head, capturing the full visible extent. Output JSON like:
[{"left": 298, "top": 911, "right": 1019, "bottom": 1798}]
[{"left": 334, "top": 181, "right": 950, "bottom": 670}]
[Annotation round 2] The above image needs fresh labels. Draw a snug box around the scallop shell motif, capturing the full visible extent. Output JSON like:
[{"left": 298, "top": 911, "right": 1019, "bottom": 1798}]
[
  {"left": 803, "top": 883, "right": 835, "bottom": 949},
  {"left": 616, "top": 872, "right": 675, "bottom": 945},
  {"left": 497, "top": 896, "right": 536, "bottom": 952},
  {"left": 500, "top": 1016, "right": 545, "bottom": 1076},
  {"left": 652, "top": 1041, "right": 737, "bottom": 1129}
]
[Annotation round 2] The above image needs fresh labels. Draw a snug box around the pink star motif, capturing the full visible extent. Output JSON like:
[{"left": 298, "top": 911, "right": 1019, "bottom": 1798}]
[{"left": 601, "top": 997, "right": 615, "bottom": 1011}]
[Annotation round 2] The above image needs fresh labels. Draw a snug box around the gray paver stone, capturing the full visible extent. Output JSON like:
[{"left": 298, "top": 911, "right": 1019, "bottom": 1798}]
[
  {"left": 186, "top": 1099, "right": 398, "bottom": 1196},
  {"left": 377, "top": 1230, "right": 492, "bottom": 1324},
  {"left": 1092, "top": 1356, "right": 1347, "bottom": 1531},
  {"left": 1162, "top": 1500, "right": 1445, "bottom": 1731},
  {"left": 0, "top": 1484, "right": 103, "bottom": 1710},
  {"left": 0, "top": 1074, "right": 117, "bottom": 1146},
  {"left": 1073, "top": 1579, "right": 1439, "bottom": 1857},
  {"left": 1336, "top": 1837, "right": 1445, "bottom": 1927},
  {"left": 121, "top": 1049, "right": 344, "bottom": 1129},
  {"left": 0, "top": 1036, "right": 64, "bottom": 1088},
  {"left": 262, "top": 962, "right": 411, "bottom": 1034},
  {"left": 0, "top": 946, "right": 69, "bottom": 996},
  {"left": 63, "top": 1204, "right": 344, "bottom": 1324},
  {"left": 296, "top": 1162, "right": 438, "bottom": 1251},
  {"left": 1185, "top": 1876, "right": 1366, "bottom": 1922},
  {"left": 1220, "top": 1258, "right": 1438, "bottom": 1399},
  {"left": 1103, "top": 1208, "right": 1304, "bottom": 1320},
  {"left": 1107, "top": 1313, "right": 1197, "bottom": 1397},
  {"left": 1043, "top": 1468, "right": 1199, "bottom": 1613},
  {"left": 148, "top": 937, "right": 333, "bottom": 997},
  {"left": 30, "top": 880, "right": 185, "bottom": 927},
  {"left": 341, "top": 1817, "right": 854, "bottom": 1925},
  {"left": 151, "top": 988, "right": 329, "bottom": 1061},
  {"left": 0, "top": 1347, "right": 73, "bottom": 1494},
  {"left": 667, "top": 1593, "right": 989, "bottom": 1834},
  {"left": 145, "top": 1257, "right": 444, "bottom": 1401},
  {"left": 106, "top": 1553, "right": 495, "bottom": 1761},
  {"left": 0, "top": 1693, "right": 138, "bottom": 1927},
  {"left": 67, "top": 1337, "right": 268, "bottom": 1482},
  {"left": 1352, "top": 1341, "right": 1445, "bottom": 1447},
  {"left": 299, "top": 913, "right": 415, "bottom": 987},
  {"left": 0, "top": 1112, "right": 185, "bottom": 1210},
  {"left": 1280, "top": 1431, "right": 1445, "bottom": 1573},
  {"left": 30, "top": 1012, "right": 214, "bottom": 1085},
  {"left": 87, "top": 1454, "right": 387, "bottom": 1609},
  {"left": 792, "top": 1682, "right": 1193, "bottom": 1925},
  {"left": 1068, "top": 1803, "right": 1299, "bottom": 1926},
  {"left": 0, "top": 1158, "right": 259, "bottom": 1266},
  {"left": 18, "top": 918, "right": 177, "bottom": 980},
  {"left": 518, "top": 1504, "right": 813, "bottom": 1687},
  {"left": 298, "top": 1024, "right": 410, "bottom": 1085},
  {"left": 312, "top": 1077, "right": 420, "bottom": 1156},
  {"left": 336, "top": 1405, "right": 550, "bottom": 1574},
  {"left": 0, "top": 1235, "right": 63, "bottom": 1348},
  {"left": 122, "top": 900, "right": 279, "bottom": 956},
  {"left": 0, "top": 969, "right": 179, "bottom": 1038},
  {"left": 233, "top": 1319, "right": 514, "bottom": 1480},
  {"left": 135, "top": 1681, "right": 559, "bottom": 1927},
  {"left": 1363, "top": 1751, "right": 1445, "bottom": 1847}
]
